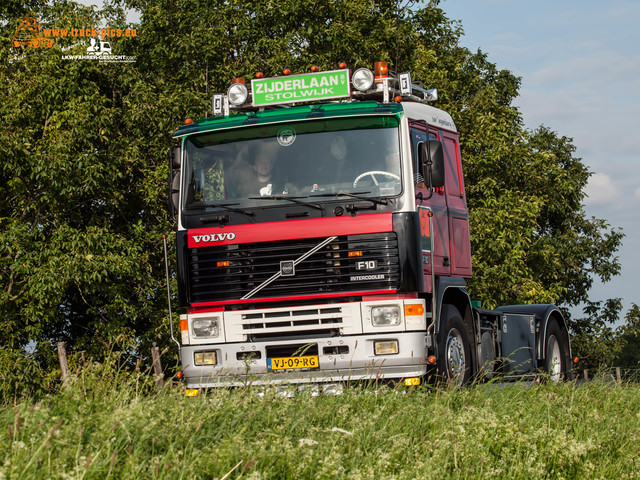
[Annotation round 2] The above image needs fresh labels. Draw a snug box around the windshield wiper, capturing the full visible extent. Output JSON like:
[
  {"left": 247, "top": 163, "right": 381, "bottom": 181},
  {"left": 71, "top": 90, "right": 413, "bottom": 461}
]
[
  {"left": 309, "top": 191, "right": 388, "bottom": 206},
  {"left": 249, "top": 195, "right": 325, "bottom": 212},
  {"left": 187, "top": 202, "right": 256, "bottom": 224}
]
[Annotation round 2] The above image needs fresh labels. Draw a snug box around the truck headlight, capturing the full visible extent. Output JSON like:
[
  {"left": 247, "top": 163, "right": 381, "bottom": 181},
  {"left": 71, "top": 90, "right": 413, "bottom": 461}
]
[
  {"left": 192, "top": 317, "right": 219, "bottom": 338},
  {"left": 371, "top": 305, "right": 401, "bottom": 327}
]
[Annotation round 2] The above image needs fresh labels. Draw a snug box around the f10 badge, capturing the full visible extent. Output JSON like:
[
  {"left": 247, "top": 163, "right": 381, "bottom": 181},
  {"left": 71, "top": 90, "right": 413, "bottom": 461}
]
[{"left": 355, "top": 260, "right": 377, "bottom": 271}]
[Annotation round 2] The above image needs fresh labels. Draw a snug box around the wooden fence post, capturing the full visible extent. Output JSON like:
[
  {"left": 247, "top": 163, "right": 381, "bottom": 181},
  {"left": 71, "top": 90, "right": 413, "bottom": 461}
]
[
  {"left": 616, "top": 367, "right": 622, "bottom": 384},
  {"left": 583, "top": 369, "right": 589, "bottom": 382},
  {"left": 57, "top": 341, "right": 70, "bottom": 388},
  {"left": 151, "top": 345, "right": 164, "bottom": 390}
]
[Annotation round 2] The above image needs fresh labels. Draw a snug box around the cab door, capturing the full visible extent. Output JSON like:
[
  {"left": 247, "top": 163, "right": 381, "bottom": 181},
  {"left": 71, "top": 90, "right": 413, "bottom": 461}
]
[
  {"left": 410, "top": 124, "right": 471, "bottom": 283},
  {"left": 410, "top": 123, "right": 451, "bottom": 286},
  {"left": 440, "top": 131, "right": 471, "bottom": 278}
]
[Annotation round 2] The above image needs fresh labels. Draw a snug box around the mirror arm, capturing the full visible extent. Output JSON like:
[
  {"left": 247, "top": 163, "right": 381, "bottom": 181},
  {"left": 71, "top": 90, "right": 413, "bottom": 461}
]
[{"left": 425, "top": 140, "right": 435, "bottom": 193}]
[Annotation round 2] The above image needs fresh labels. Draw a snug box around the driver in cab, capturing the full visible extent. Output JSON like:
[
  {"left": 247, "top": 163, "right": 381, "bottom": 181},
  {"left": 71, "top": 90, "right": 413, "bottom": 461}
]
[{"left": 353, "top": 144, "right": 401, "bottom": 190}]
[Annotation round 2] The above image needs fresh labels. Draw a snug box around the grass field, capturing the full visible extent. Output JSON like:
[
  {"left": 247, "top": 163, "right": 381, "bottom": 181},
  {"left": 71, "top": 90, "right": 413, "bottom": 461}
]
[{"left": 2, "top": 360, "right": 640, "bottom": 479}]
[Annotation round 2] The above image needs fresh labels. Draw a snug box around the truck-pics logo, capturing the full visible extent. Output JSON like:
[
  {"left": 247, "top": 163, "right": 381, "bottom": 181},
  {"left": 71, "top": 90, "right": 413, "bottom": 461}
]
[
  {"left": 12, "top": 16, "right": 53, "bottom": 48},
  {"left": 192, "top": 232, "right": 236, "bottom": 243},
  {"left": 86, "top": 38, "right": 111, "bottom": 56},
  {"left": 13, "top": 15, "right": 137, "bottom": 49},
  {"left": 13, "top": 14, "right": 137, "bottom": 63}
]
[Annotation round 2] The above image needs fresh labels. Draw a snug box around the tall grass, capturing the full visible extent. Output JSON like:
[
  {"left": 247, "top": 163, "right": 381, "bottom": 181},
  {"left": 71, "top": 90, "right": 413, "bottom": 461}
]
[{"left": 2, "top": 356, "right": 640, "bottom": 479}]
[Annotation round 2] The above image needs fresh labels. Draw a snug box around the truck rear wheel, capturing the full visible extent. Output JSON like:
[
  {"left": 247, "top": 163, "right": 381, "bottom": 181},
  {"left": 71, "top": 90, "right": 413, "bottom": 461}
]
[
  {"left": 437, "top": 305, "right": 472, "bottom": 386},
  {"left": 544, "top": 319, "right": 569, "bottom": 382}
]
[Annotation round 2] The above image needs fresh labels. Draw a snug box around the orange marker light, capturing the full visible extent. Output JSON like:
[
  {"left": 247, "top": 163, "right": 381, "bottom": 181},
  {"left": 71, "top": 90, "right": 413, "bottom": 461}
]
[
  {"left": 283, "top": 68, "right": 291, "bottom": 75},
  {"left": 184, "top": 118, "right": 193, "bottom": 125},
  {"left": 427, "top": 355, "right": 436, "bottom": 364},
  {"left": 404, "top": 304, "right": 425, "bottom": 316},
  {"left": 217, "top": 261, "right": 229, "bottom": 267},
  {"left": 573, "top": 357, "right": 580, "bottom": 364},
  {"left": 339, "top": 62, "right": 347, "bottom": 69},
  {"left": 255, "top": 72, "right": 264, "bottom": 79},
  {"left": 311, "top": 65, "right": 319, "bottom": 72},
  {"left": 231, "top": 77, "right": 245, "bottom": 85},
  {"left": 394, "top": 95, "right": 402, "bottom": 103},
  {"left": 179, "top": 319, "right": 188, "bottom": 331},
  {"left": 348, "top": 251, "right": 363, "bottom": 257},
  {"left": 374, "top": 61, "right": 388, "bottom": 82}
]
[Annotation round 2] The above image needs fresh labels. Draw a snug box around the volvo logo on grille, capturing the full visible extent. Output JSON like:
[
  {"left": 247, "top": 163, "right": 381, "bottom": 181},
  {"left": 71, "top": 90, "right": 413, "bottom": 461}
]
[
  {"left": 280, "top": 260, "right": 295, "bottom": 276},
  {"left": 193, "top": 232, "right": 236, "bottom": 243}
]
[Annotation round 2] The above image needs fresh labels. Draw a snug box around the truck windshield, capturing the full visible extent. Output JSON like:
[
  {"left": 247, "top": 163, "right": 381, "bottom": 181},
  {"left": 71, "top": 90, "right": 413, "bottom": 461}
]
[{"left": 182, "top": 115, "right": 402, "bottom": 212}]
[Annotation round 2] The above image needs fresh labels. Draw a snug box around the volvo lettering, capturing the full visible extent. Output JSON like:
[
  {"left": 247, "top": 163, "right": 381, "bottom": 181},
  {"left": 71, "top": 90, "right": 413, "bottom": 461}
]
[{"left": 192, "top": 233, "right": 236, "bottom": 244}]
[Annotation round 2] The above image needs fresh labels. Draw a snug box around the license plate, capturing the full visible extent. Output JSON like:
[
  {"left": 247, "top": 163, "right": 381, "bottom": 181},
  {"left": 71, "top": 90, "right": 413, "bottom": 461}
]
[{"left": 267, "top": 356, "right": 319, "bottom": 371}]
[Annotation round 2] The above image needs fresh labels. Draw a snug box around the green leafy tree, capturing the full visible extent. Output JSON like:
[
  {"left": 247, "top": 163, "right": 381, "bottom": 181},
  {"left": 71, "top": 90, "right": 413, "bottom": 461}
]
[
  {"left": 615, "top": 303, "right": 640, "bottom": 370},
  {"left": 0, "top": 3, "right": 172, "bottom": 365},
  {"left": 570, "top": 299, "right": 624, "bottom": 371}
]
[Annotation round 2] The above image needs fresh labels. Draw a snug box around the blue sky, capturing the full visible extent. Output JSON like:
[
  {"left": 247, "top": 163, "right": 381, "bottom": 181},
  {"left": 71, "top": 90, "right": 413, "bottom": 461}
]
[{"left": 440, "top": 0, "right": 640, "bottom": 321}]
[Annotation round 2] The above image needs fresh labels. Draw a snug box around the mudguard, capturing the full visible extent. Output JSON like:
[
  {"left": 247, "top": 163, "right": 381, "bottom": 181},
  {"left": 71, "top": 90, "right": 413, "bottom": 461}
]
[{"left": 495, "top": 304, "right": 571, "bottom": 361}]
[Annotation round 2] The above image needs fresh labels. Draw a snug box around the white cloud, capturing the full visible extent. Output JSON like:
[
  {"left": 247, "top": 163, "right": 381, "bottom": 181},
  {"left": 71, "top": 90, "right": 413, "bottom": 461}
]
[{"left": 584, "top": 172, "right": 620, "bottom": 205}]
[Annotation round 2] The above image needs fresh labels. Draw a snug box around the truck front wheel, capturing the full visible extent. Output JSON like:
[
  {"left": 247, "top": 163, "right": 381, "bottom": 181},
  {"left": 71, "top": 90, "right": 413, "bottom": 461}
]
[{"left": 437, "top": 305, "right": 472, "bottom": 386}]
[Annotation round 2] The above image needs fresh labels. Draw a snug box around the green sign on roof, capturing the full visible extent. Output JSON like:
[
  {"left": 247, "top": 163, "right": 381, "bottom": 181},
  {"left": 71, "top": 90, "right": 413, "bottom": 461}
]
[{"left": 251, "top": 69, "right": 351, "bottom": 107}]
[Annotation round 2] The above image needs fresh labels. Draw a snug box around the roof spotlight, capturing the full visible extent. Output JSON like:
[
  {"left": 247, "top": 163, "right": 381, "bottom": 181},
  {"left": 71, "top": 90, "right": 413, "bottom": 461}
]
[
  {"left": 227, "top": 83, "right": 248, "bottom": 106},
  {"left": 352, "top": 68, "right": 374, "bottom": 92}
]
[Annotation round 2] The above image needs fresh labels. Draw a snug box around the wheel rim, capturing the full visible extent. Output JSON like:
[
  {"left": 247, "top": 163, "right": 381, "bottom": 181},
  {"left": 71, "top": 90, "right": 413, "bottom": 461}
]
[
  {"left": 547, "top": 335, "right": 562, "bottom": 382},
  {"left": 446, "top": 328, "right": 466, "bottom": 384}
]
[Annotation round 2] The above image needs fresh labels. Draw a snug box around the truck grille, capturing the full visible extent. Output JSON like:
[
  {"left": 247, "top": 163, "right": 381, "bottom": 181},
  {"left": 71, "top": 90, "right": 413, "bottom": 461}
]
[
  {"left": 187, "top": 233, "right": 399, "bottom": 303},
  {"left": 242, "top": 306, "right": 344, "bottom": 340}
]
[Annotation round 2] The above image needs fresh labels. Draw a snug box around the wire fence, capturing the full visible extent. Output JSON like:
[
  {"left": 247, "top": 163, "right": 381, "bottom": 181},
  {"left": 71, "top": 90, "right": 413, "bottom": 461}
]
[
  {"left": 579, "top": 365, "right": 640, "bottom": 384},
  {"left": 54, "top": 341, "right": 640, "bottom": 389},
  {"left": 56, "top": 341, "right": 171, "bottom": 393}
]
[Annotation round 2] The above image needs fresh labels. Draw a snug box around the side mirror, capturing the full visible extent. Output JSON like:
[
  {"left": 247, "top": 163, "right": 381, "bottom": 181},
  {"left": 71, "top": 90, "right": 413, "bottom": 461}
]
[
  {"left": 170, "top": 172, "right": 180, "bottom": 215},
  {"left": 419, "top": 140, "right": 445, "bottom": 189},
  {"left": 168, "top": 146, "right": 181, "bottom": 219},
  {"left": 169, "top": 145, "right": 181, "bottom": 169}
]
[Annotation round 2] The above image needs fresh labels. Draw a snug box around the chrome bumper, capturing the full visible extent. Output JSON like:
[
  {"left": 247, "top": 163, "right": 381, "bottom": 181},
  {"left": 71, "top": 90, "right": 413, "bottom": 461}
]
[{"left": 181, "top": 332, "right": 429, "bottom": 388}]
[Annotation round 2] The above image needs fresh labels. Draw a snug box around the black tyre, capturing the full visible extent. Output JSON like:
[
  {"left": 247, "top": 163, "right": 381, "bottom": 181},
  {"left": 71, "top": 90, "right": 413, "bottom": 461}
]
[
  {"left": 437, "top": 305, "right": 472, "bottom": 386},
  {"left": 544, "top": 319, "right": 570, "bottom": 382}
]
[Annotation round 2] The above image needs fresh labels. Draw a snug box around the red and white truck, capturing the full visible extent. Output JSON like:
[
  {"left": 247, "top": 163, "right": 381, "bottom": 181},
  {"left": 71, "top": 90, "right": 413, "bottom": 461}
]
[{"left": 168, "top": 62, "right": 573, "bottom": 393}]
